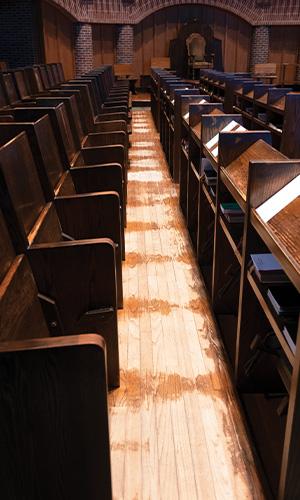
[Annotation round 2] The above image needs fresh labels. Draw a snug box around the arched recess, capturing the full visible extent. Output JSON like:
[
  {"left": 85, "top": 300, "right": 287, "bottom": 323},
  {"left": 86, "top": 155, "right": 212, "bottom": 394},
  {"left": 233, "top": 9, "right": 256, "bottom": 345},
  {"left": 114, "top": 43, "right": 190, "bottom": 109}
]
[{"left": 133, "top": 5, "right": 252, "bottom": 77}]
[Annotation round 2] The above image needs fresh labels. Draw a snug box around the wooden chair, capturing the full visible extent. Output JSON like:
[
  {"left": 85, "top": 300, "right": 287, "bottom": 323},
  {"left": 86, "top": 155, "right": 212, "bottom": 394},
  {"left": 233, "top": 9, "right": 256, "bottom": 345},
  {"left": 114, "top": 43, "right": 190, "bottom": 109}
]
[
  {"left": 0, "top": 132, "right": 120, "bottom": 388},
  {"left": 186, "top": 33, "right": 213, "bottom": 79}
]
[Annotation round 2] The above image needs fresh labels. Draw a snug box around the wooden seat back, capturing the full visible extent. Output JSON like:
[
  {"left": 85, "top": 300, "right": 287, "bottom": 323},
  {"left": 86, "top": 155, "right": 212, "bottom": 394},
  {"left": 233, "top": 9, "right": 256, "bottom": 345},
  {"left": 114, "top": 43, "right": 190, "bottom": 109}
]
[
  {"left": 50, "top": 62, "right": 61, "bottom": 85},
  {"left": 0, "top": 334, "right": 112, "bottom": 500},
  {"left": 12, "top": 69, "right": 31, "bottom": 100},
  {"left": 0, "top": 72, "right": 20, "bottom": 105},
  {"left": 0, "top": 82, "right": 9, "bottom": 109},
  {"left": 24, "top": 66, "right": 45, "bottom": 94},
  {"left": 12, "top": 104, "right": 77, "bottom": 168},
  {"left": 56, "top": 62, "right": 65, "bottom": 83},
  {"left": 60, "top": 83, "right": 95, "bottom": 131},
  {"left": 0, "top": 131, "right": 62, "bottom": 252},
  {"left": 0, "top": 206, "right": 16, "bottom": 282},
  {"left": 0, "top": 206, "right": 50, "bottom": 340},
  {"left": 0, "top": 116, "right": 69, "bottom": 201},
  {"left": 36, "top": 64, "right": 51, "bottom": 90},
  {"left": 35, "top": 96, "right": 85, "bottom": 149},
  {"left": 45, "top": 64, "right": 56, "bottom": 87},
  {"left": 72, "top": 78, "right": 103, "bottom": 114}
]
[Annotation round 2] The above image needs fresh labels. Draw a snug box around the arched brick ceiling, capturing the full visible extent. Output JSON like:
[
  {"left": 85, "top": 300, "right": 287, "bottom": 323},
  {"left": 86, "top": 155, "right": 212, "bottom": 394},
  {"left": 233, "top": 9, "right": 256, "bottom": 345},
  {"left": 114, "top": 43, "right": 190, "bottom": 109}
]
[{"left": 52, "top": 0, "right": 300, "bottom": 25}]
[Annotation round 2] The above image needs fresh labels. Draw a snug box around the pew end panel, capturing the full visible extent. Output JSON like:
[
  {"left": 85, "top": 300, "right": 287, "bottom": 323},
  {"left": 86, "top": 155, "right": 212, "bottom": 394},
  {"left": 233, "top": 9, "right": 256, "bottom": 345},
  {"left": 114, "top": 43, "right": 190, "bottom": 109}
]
[
  {"left": 0, "top": 334, "right": 112, "bottom": 500},
  {"left": 69, "top": 163, "right": 126, "bottom": 250},
  {"left": 28, "top": 239, "right": 119, "bottom": 387},
  {"left": 53, "top": 192, "right": 123, "bottom": 307}
]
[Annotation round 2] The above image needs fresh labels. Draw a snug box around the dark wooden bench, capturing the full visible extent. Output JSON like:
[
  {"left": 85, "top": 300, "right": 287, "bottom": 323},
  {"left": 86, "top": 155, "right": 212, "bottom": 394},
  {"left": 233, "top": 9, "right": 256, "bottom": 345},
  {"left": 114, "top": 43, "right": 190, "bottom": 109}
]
[
  {"left": 0, "top": 118, "right": 125, "bottom": 259},
  {"left": 0, "top": 132, "right": 120, "bottom": 388},
  {"left": 0, "top": 218, "right": 112, "bottom": 496}
]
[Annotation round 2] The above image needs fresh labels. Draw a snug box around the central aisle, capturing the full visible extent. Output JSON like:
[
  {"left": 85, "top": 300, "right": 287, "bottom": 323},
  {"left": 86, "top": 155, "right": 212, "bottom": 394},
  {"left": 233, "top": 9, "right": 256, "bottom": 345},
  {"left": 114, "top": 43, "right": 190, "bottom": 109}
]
[{"left": 109, "top": 109, "right": 264, "bottom": 500}]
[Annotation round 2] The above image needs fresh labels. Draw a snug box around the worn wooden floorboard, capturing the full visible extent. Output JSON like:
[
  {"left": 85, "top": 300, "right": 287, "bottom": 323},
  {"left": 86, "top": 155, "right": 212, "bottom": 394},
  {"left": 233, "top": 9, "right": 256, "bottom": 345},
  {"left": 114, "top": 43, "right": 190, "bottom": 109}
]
[{"left": 109, "top": 109, "right": 265, "bottom": 500}]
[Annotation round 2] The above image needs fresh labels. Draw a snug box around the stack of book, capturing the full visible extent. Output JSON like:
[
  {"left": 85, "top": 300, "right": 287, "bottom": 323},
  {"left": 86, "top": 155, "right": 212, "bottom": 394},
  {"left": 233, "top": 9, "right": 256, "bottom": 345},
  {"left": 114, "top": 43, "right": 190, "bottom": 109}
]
[
  {"left": 220, "top": 202, "right": 244, "bottom": 223},
  {"left": 203, "top": 160, "right": 217, "bottom": 186},
  {"left": 250, "top": 253, "right": 290, "bottom": 284},
  {"left": 267, "top": 285, "right": 300, "bottom": 316}
]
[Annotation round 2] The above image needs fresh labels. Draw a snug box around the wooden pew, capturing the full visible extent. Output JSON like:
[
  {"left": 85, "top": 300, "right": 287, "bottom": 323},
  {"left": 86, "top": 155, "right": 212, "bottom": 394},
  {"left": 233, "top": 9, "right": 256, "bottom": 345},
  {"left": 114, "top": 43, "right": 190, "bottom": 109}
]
[
  {"left": 0, "top": 132, "right": 120, "bottom": 387},
  {"left": 61, "top": 82, "right": 129, "bottom": 130},
  {"left": 7, "top": 68, "right": 128, "bottom": 137},
  {"left": 0, "top": 119, "right": 125, "bottom": 258},
  {"left": 0, "top": 222, "right": 112, "bottom": 497},
  {"left": 68, "top": 77, "right": 129, "bottom": 118},
  {"left": 8, "top": 105, "right": 128, "bottom": 211},
  {"left": 32, "top": 97, "right": 128, "bottom": 163},
  {"left": 0, "top": 125, "right": 123, "bottom": 307}
]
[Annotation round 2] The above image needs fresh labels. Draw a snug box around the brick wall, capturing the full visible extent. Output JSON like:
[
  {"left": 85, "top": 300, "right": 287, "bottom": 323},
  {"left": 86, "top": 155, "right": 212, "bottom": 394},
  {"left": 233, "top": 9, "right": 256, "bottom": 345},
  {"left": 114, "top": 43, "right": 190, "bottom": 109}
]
[
  {"left": 250, "top": 25, "right": 270, "bottom": 69},
  {"left": 0, "top": 0, "right": 42, "bottom": 68},
  {"left": 52, "top": 0, "right": 300, "bottom": 25},
  {"left": 116, "top": 25, "right": 134, "bottom": 64},
  {"left": 73, "top": 23, "right": 93, "bottom": 76}
]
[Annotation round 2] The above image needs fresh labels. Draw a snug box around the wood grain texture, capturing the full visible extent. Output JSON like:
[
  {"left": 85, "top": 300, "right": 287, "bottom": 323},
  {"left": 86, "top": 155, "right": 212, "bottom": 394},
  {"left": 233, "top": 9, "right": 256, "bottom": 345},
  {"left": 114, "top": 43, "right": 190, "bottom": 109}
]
[
  {"left": 41, "top": 0, "right": 75, "bottom": 80},
  {"left": 0, "top": 208, "right": 15, "bottom": 281},
  {"left": 0, "top": 255, "right": 49, "bottom": 341},
  {"left": 0, "top": 335, "right": 112, "bottom": 500},
  {"left": 268, "top": 197, "right": 300, "bottom": 269},
  {"left": 221, "top": 138, "right": 284, "bottom": 205},
  {"left": 133, "top": 5, "right": 251, "bottom": 77},
  {"left": 0, "top": 132, "right": 46, "bottom": 251},
  {"left": 108, "top": 108, "right": 265, "bottom": 499},
  {"left": 269, "top": 26, "right": 300, "bottom": 84}
]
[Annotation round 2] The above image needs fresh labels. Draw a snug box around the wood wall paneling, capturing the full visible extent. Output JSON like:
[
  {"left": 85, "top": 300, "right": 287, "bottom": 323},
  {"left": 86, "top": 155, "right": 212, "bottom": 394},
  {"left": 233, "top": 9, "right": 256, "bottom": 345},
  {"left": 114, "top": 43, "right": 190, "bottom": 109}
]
[
  {"left": 41, "top": 1, "right": 75, "bottom": 80},
  {"left": 269, "top": 26, "right": 300, "bottom": 83},
  {"left": 42, "top": 4, "right": 300, "bottom": 83},
  {"left": 133, "top": 6, "right": 252, "bottom": 77},
  {"left": 92, "top": 25, "right": 116, "bottom": 67}
]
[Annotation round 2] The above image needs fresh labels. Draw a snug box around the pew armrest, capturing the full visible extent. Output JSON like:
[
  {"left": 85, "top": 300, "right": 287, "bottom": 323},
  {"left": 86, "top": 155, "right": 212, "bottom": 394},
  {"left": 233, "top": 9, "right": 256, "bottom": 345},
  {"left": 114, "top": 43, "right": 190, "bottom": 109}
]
[
  {"left": 95, "top": 112, "right": 128, "bottom": 123},
  {"left": 91, "top": 120, "right": 127, "bottom": 134},
  {"left": 82, "top": 131, "right": 127, "bottom": 148},
  {"left": 101, "top": 104, "right": 128, "bottom": 114},
  {"left": 74, "top": 145, "right": 125, "bottom": 169}
]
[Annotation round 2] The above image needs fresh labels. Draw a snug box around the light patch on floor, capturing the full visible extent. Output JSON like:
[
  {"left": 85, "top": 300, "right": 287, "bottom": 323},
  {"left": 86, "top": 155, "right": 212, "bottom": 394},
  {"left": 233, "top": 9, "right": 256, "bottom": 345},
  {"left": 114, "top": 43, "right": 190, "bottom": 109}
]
[{"left": 109, "top": 109, "right": 265, "bottom": 500}]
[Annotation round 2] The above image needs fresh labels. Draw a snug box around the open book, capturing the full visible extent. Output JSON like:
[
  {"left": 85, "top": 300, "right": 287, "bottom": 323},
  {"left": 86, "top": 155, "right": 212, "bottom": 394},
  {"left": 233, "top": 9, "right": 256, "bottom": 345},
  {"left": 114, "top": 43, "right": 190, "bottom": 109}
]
[{"left": 256, "top": 174, "right": 300, "bottom": 223}]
